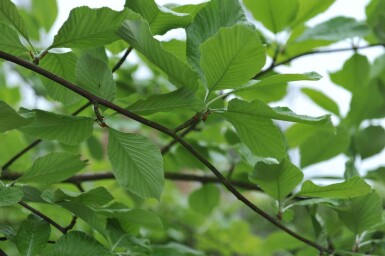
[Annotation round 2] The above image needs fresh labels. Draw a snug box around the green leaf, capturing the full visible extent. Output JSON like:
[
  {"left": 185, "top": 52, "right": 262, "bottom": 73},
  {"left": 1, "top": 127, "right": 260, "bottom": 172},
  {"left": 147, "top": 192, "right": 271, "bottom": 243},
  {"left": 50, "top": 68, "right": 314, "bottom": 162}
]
[
  {"left": 31, "top": 0, "right": 57, "bottom": 31},
  {"left": 128, "top": 87, "right": 205, "bottom": 115},
  {"left": 50, "top": 187, "right": 113, "bottom": 207},
  {"left": 48, "top": 231, "right": 113, "bottom": 256},
  {"left": 189, "top": 184, "right": 220, "bottom": 216},
  {"left": 18, "top": 153, "right": 87, "bottom": 185},
  {"left": 86, "top": 136, "right": 104, "bottom": 161},
  {"left": 366, "top": 167, "right": 385, "bottom": 183},
  {"left": 0, "top": 225, "right": 16, "bottom": 242},
  {"left": 162, "top": 39, "right": 187, "bottom": 64},
  {"left": 107, "top": 128, "right": 164, "bottom": 200},
  {"left": 336, "top": 191, "right": 382, "bottom": 235},
  {"left": 0, "top": 186, "right": 23, "bottom": 207},
  {"left": 300, "top": 126, "right": 350, "bottom": 167},
  {"left": 301, "top": 88, "right": 340, "bottom": 116},
  {"left": 114, "top": 208, "right": 163, "bottom": 231},
  {"left": 297, "top": 177, "right": 371, "bottom": 198},
  {"left": 291, "top": 0, "right": 335, "bottom": 28},
  {"left": 186, "top": 0, "right": 247, "bottom": 73},
  {"left": 285, "top": 123, "right": 334, "bottom": 148},
  {"left": 125, "top": 0, "right": 192, "bottom": 35},
  {"left": 200, "top": 24, "right": 265, "bottom": 92},
  {"left": 0, "top": 0, "right": 30, "bottom": 43},
  {"left": 354, "top": 125, "right": 385, "bottom": 159},
  {"left": 76, "top": 54, "right": 116, "bottom": 101},
  {"left": 297, "top": 17, "right": 369, "bottom": 42},
  {"left": 50, "top": 7, "right": 132, "bottom": 49},
  {"left": 15, "top": 215, "right": 50, "bottom": 256},
  {"left": 153, "top": 243, "right": 204, "bottom": 256},
  {"left": 249, "top": 159, "right": 303, "bottom": 200},
  {"left": 0, "top": 23, "right": 28, "bottom": 56},
  {"left": 18, "top": 109, "right": 94, "bottom": 145},
  {"left": 243, "top": 0, "right": 298, "bottom": 33},
  {"left": 0, "top": 100, "right": 30, "bottom": 132},
  {"left": 119, "top": 15, "right": 198, "bottom": 91},
  {"left": 40, "top": 52, "right": 81, "bottom": 104}
]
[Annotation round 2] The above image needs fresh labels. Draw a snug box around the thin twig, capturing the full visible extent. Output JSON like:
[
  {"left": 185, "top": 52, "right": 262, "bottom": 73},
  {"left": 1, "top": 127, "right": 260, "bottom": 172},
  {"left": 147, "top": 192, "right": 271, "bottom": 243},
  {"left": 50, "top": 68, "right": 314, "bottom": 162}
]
[
  {"left": 162, "top": 121, "right": 199, "bottom": 154},
  {"left": 112, "top": 47, "right": 132, "bottom": 73},
  {"left": 63, "top": 216, "right": 77, "bottom": 234}
]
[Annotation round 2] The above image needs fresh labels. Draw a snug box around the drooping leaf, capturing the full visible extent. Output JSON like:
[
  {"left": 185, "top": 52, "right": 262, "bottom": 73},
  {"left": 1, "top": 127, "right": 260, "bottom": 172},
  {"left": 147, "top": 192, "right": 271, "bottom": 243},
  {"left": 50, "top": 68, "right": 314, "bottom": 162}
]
[
  {"left": 297, "top": 176, "right": 371, "bottom": 198},
  {"left": 291, "top": 0, "right": 335, "bottom": 28},
  {"left": 128, "top": 87, "right": 204, "bottom": 115},
  {"left": 336, "top": 191, "right": 382, "bottom": 235},
  {"left": 200, "top": 24, "right": 265, "bottom": 92},
  {"left": 49, "top": 187, "right": 113, "bottom": 207},
  {"left": 18, "top": 109, "right": 94, "bottom": 145},
  {"left": 0, "top": 23, "right": 28, "bottom": 56},
  {"left": 243, "top": 0, "right": 298, "bottom": 33},
  {"left": 297, "top": 17, "right": 369, "bottom": 42},
  {"left": 189, "top": 184, "right": 220, "bottom": 216},
  {"left": 39, "top": 52, "right": 81, "bottom": 104},
  {"left": 125, "top": 0, "right": 192, "bottom": 35},
  {"left": 17, "top": 153, "right": 87, "bottom": 185},
  {"left": 0, "top": 186, "right": 23, "bottom": 207},
  {"left": 49, "top": 7, "right": 132, "bottom": 49},
  {"left": 15, "top": 215, "right": 50, "bottom": 256},
  {"left": 186, "top": 0, "right": 247, "bottom": 73},
  {"left": 76, "top": 54, "right": 116, "bottom": 101},
  {"left": 0, "top": 100, "right": 30, "bottom": 132},
  {"left": 249, "top": 159, "right": 303, "bottom": 200},
  {"left": 119, "top": 15, "right": 198, "bottom": 91},
  {"left": 354, "top": 125, "right": 385, "bottom": 159},
  {"left": 301, "top": 88, "right": 340, "bottom": 116},
  {"left": 107, "top": 128, "right": 164, "bottom": 200},
  {"left": 0, "top": 0, "right": 30, "bottom": 43},
  {"left": 47, "top": 231, "right": 113, "bottom": 256}
]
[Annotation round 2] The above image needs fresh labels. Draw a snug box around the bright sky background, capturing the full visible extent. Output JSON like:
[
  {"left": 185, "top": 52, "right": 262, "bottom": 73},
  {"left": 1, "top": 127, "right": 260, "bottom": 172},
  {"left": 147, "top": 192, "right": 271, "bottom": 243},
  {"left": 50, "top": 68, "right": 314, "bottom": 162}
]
[{"left": 49, "top": 1, "right": 383, "bottom": 178}]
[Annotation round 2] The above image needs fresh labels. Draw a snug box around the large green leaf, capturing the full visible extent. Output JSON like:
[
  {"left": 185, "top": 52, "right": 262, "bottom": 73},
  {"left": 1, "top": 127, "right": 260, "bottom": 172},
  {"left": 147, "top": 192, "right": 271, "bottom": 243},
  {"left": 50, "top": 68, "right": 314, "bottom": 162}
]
[
  {"left": 243, "top": 0, "right": 298, "bottom": 33},
  {"left": 301, "top": 88, "right": 340, "bottom": 116},
  {"left": 0, "top": 100, "right": 30, "bottom": 132},
  {"left": 47, "top": 231, "right": 113, "bottom": 256},
  {"left": 76, "top": 54, "right": 116, "bottom": 101},
  {"left": 17, "top": 153, "right": 87, "bottom": 185},
  {"left": 49, "top": 7, "right": 132, "bottom": 49},
  {"left": 18, "top": 109, "right": 94, "bottom": 145},
  {"left": 118, "top": 15, "right": 198, "bottom": 91},
  {"left": 200, "top": 24, "right": 265, "bottom": 92},
  {"left": 107, "top": 128, "right": 164, "bottom": 200},
  {"left": 0, "top": 0, "right": 30, "bottom": 43},
  {"left": 297, "top": 17, "right": 369, "bottom": 42},
  {"left": 186, "top": 0, "right": 247, "bottom": 73},
  {"left": 0, "top": 186, "right": 23, "bottom": 207},
  {"left": 354, "top": 125, "right": 385, "bottom": 159},
  {"left": 249, "top": 159, "right": 303, "bottom": 200},
  {"left": 125, "top": 0, "right": 192, "bottom": 35},
  {"left": 297, "top": 177, "right": 371, "bottom": 198},
  {"left": 300, "top": 126, "right": 350, "bottom": 167},
  {"left": 291, "top": 0, "right": 335, "bottom": 28},
  {"left": 128, "top": 87, "right": 205, "bottom": 115},
  {"left": 0, "top": 23, "right": 28, "bottom": 56},
  {"left": 40, "top": 52, "right": 81, "bottom": 104},
  {"left": 189, "top": 184, "right": 220, "bottom": 216},
  {"left": 336, "top": 192, "right": 382, "bottom": 235},
  {"left": 15, "top": 215, "right": 50, "bottom": 256}
]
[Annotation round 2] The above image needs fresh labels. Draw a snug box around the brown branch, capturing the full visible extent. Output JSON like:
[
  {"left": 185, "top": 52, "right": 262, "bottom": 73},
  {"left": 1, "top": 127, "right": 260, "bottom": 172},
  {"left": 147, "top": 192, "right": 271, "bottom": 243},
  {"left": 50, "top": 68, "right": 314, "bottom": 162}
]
[
  {"left": 0, "top": 51, "right": 335, "bottom": 254},
  {"left": 112, "top": 47, "right": 132, "bottom": 72}
]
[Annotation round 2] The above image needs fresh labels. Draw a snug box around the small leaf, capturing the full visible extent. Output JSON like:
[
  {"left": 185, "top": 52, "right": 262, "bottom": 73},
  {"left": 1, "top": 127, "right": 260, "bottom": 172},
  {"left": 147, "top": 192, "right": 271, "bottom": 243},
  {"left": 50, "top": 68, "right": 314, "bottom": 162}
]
[
  {"left": 336, "top": 191, "right": 382, "bottom": 235},
  {"left": 249, "top": 159, "right": 303, "bottom": 200},
  {"left": 119, "top": 15, "right": 198, "bottom": 91},
  {"left": 50, "top": 187, "right": 113, "bottom": 207},
  {"left": 297, "top": 17, "right": 369, "bottom": 42},
  {"left": 86, "top": 136, "right": 104, "bottom": 161},
  {"left": 0, "top": 23, "right": 28, "bottom": 56},
  {"left": 354, "top": 126, "right": 385, "bottom": 159},
  {"left": 50, "top": 7, "right": 132, "bottom": 49},
  {"left": 189, "top": 184, "right": 220, "bottom": 216},
  {"left": 76, "top": 54, "right": 116, "bottom": 101},
  {"left": 18, "top": 153, "right": 87, "bottom": 185},
  {"left": 0, "top": 186, "right": 23, "bottom": 207},
  {"left": 0, "top": 0, "right": 30, "bottom": 43},
  {"left": 297, "top": 176, "right": 371, "bottom": 198},
  {"left": 15, "top": 215, "right": 50, "bottom": 256},
  {"left": 128, "top": 87, "right": 205, "bottom": 115},
  {"left": 153, "top": 242, "right": 204, "bottom": 256},
  {"left": 243, "top": 0, "right": 298, "bottom": 33},
  {"left": 48, "top": 231, "right": 113, "bottom": 256},
  {"left": 0, "top": 100, "right": 30, "bottom": 132},
  {"left": 18, "top": 109, "right": 94, "bottom": 145},
  {"left": 107, "top": 128, "right": 164, "bottom": 200},
  {"left": 301, "top": 88, "right": 340, "bottom": 116},
  {"left": 200, "top": 24, "right": 265, "bottom": 92}
]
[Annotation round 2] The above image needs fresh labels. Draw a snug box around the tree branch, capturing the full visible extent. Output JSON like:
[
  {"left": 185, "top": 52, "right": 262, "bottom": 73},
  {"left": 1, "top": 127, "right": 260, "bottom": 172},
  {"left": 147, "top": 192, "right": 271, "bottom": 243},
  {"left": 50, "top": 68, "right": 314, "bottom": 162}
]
[{"left": 0, "top": 50, "right": 335, "bottom": 254}]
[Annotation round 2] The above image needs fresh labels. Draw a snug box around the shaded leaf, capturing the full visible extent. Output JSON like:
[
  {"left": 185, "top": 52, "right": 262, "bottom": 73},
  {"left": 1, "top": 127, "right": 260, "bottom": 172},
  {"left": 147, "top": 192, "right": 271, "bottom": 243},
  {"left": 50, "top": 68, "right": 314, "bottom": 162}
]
[
  {"left": 153, "top": 242, "right": 204, "bottom": 256},
  {"left": 0, "top": 23, "right": 28, "bottom": 56},
  {"left": 0, "top": 100, "right": 30, "bottom": 132},
  {"left": 0, "top": 0, "right": 30, "bottom": 43},
  {"left": 354, "top": 125, "right": 385, "bottom": 159},
  {"left": 0, "top": 186, "right": 23, "bottom": 207},
  {"left": 301, "top": 88, "right": 340, "bottom": 116},
  {"left": 31, "top": 0, "right": 57, "bottom": 31},
  {"left": 189, "top": 184, "right": 220, "bottom": 216}
]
